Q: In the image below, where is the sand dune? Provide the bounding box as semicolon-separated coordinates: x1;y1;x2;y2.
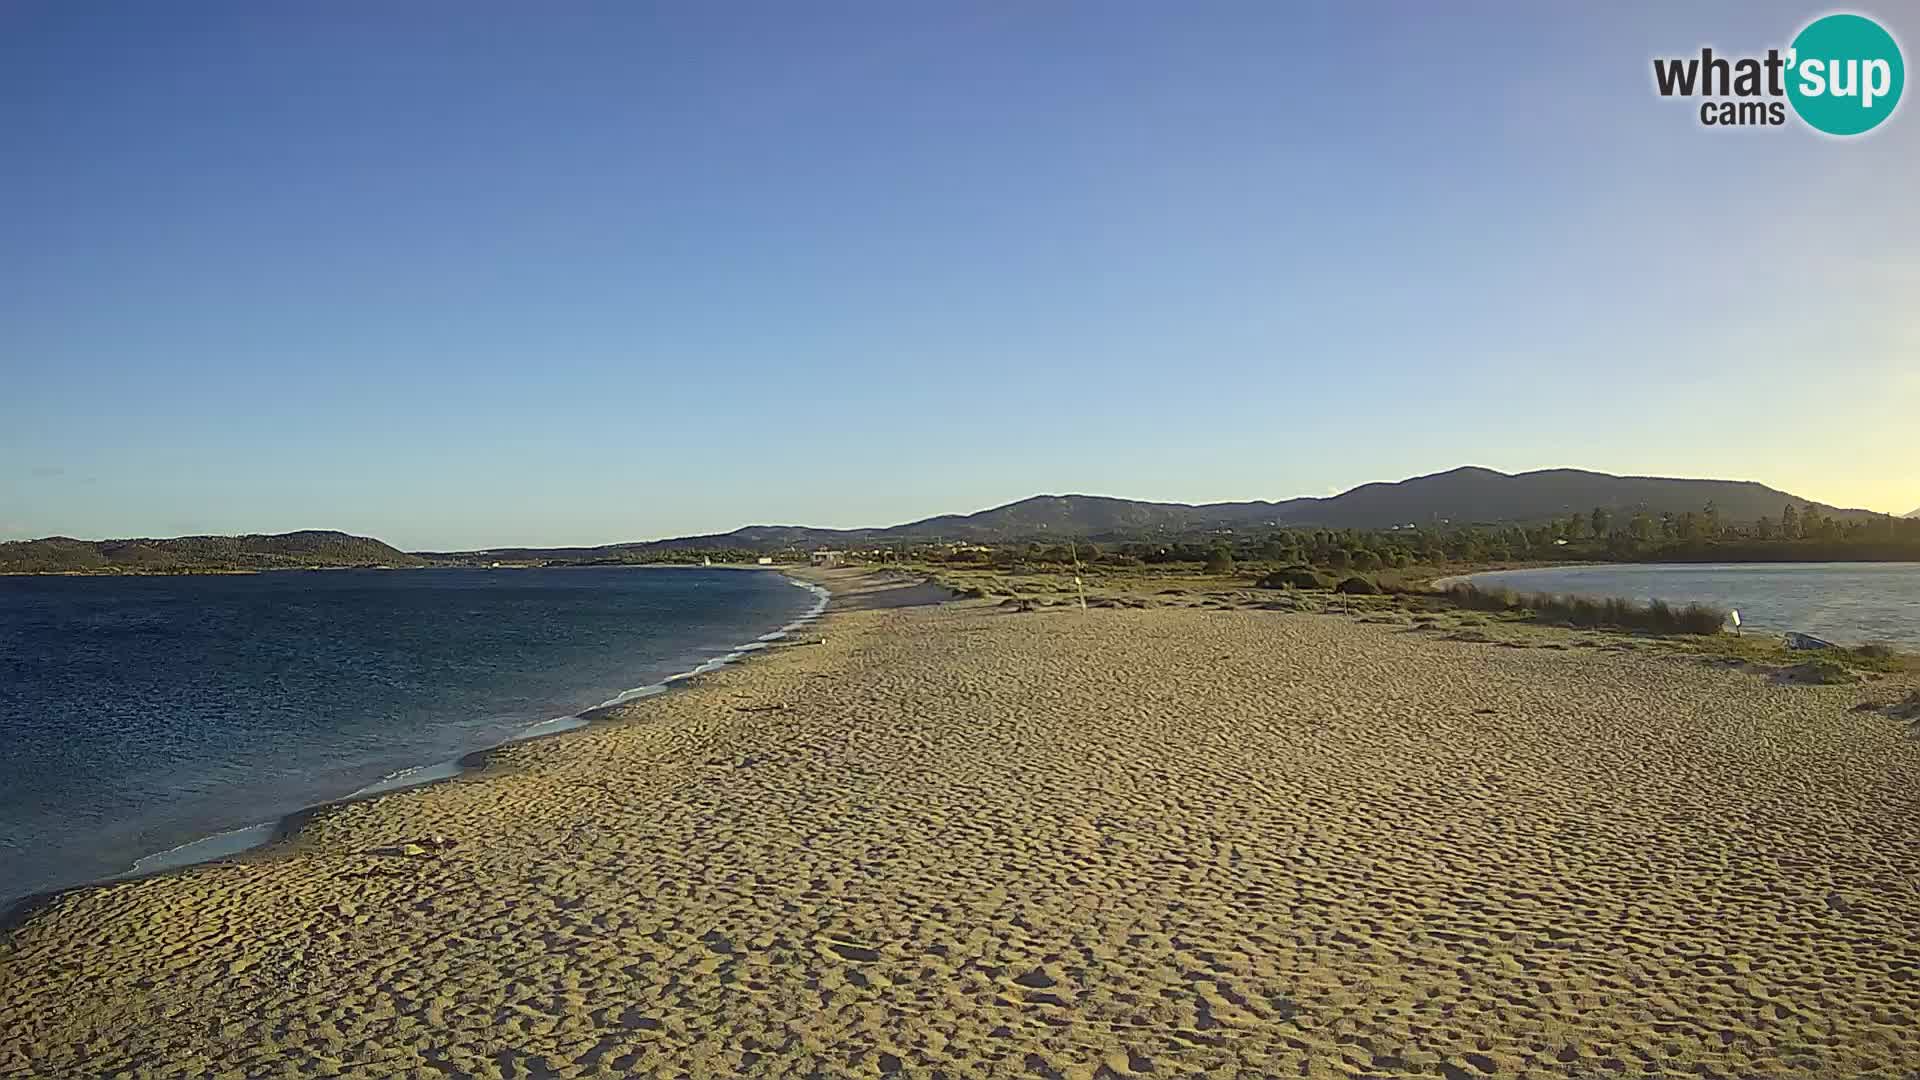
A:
3;569;1918;1079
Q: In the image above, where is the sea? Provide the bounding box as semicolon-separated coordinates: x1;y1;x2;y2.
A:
1455;562;1920;648
0;566;825;907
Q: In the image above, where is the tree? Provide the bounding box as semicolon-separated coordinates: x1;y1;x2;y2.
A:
1204;546;1234;575
1629;513;1656;543
1755;516;1776;540
1591;507;1611;539
1703;500;1721;538
1564;514;1586;540
1781;502;1800;540
1801;502;1825;540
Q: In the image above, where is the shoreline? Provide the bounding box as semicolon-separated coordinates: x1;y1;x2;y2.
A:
0;560;799;578
1442;560;1920;648
6;569;1915;1076
0;570;834;933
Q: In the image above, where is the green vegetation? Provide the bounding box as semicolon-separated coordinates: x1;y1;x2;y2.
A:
912;553;1918;687
1468;499;1920;564
906;499;1920;583
0;532;425;575
1660;633;1916;679
1202;545;1234;575
1445;583;1727;635
1256;566;1333;590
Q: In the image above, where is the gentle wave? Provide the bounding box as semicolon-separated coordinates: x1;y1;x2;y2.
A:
120;574;831;885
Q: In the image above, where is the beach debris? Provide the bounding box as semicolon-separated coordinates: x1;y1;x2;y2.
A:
1785;631;1838;651
826;941;882;963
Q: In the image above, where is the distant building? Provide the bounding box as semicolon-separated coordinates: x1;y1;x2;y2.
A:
756;556;774;565
810;549;844;567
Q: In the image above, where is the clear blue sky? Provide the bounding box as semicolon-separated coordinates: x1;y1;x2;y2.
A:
4;3;1915;549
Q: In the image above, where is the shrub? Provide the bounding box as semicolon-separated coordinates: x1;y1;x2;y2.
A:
1442;583;1725;636
1258;566;1331;590
1335;575;1381;595
1204;548;1234;574
1445;583;1515;612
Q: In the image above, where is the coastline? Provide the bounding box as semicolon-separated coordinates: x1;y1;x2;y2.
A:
0;567;831;932
1442;560;1920;648
4;569;1916;1077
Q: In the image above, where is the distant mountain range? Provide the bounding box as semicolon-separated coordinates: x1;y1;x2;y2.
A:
7;467;1894;573
0;531;424;574
438;466;1883;560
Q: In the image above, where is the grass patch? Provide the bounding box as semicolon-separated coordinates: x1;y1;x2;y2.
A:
1659;632;1918;679
1779;657;1861;685
1444;583;1726;636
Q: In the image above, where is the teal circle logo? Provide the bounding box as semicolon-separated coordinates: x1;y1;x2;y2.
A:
1787;13;1904;135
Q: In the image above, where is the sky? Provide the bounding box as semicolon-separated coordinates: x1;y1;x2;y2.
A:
3;2;1915;549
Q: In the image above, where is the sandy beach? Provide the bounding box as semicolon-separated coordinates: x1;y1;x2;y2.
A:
3;567;1918;1079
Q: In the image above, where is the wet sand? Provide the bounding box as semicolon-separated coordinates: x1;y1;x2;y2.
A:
3;568;1918;1079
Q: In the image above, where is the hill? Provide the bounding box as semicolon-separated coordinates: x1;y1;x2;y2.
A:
1907;508;1920;519
1268;466;1860;530
19;469;1881;569
433;467;1878;560
0;531;426;574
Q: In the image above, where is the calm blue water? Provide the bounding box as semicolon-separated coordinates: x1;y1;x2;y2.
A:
1459;562;1920;647
0;567;821;904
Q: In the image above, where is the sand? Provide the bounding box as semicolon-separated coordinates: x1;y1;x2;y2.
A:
3;568;1918;1079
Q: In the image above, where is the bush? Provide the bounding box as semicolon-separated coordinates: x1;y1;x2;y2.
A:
1204;548;1234;574
1258;566;1331;590
1335;575;1381;595
1443;583;1726;636
1446;583;1515;612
